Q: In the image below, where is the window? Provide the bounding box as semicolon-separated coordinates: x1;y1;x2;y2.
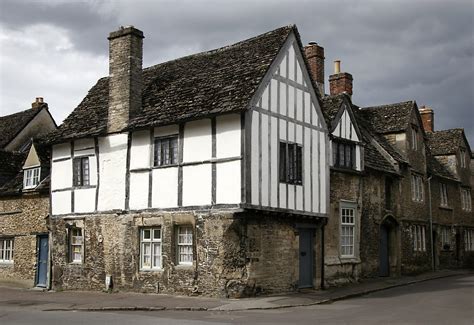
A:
23;167;40;189
140;228;162;270
177;226;193;265
154;136;178;166
69;228;83;263
460;149;466;168
411;126;418;150
279;141;303;185
411;174;424;202
465;230;474;251
73;157;90;186
332;140;355;169
439;183;448;207
461;188;472;211
0;238;14;263
340;207;355;257
441;227;451;250
411;225;426;252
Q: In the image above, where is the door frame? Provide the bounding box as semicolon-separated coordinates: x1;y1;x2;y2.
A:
35;233;50;288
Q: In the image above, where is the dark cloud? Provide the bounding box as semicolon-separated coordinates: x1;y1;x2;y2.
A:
1;0;472;143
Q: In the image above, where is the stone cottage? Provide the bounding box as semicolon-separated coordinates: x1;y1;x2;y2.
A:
46;25;331;297
0;98;56;288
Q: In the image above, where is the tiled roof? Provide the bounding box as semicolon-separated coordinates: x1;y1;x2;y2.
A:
426;129;469;156
320;93;348;127
0;150;26;186
358;101;415;134
47;25;298;143
427;155;456;181
0;106;45;149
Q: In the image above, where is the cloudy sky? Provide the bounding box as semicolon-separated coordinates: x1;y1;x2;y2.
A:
1;0;473;143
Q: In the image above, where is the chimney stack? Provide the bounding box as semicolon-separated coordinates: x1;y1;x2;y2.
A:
419;105;434;133
329;60;353;97
107;25;144;133
304;42;325;96
31;97;47;109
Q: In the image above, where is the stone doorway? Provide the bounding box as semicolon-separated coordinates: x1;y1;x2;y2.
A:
379;216;399;277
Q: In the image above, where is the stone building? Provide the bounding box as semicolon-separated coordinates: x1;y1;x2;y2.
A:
46;25;331;297
0;99;56;288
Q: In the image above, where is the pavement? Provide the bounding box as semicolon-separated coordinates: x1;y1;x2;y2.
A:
0;269;471;312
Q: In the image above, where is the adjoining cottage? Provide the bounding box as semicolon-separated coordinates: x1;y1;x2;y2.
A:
46;25;330;297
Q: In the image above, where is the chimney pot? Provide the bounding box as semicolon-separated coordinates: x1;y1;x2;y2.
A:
329;60;353;97
334;60;341;74
32;97;46;109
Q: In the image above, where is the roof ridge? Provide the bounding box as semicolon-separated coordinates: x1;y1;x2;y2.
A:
361;100;414;110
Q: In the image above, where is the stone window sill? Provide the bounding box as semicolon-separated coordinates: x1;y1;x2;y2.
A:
0;262;14;267
439;206;453;211
175;264;194;270
139;268;163;273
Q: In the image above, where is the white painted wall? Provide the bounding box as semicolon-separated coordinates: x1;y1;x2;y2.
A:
129;171;149;210
216;114;240;158
216;161;241;204
51;159;72;190
51;191;71;215
130;130;151;169
152;167;178;208
74;188;96;213
183;119;212;162
183;164;211;206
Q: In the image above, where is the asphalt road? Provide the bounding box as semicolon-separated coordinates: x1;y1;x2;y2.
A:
0;274;473;324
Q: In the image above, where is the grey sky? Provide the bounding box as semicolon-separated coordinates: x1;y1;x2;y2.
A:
1;0;472;144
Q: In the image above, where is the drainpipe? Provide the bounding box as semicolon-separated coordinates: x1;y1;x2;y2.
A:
428;176;435;271
320;220;326;289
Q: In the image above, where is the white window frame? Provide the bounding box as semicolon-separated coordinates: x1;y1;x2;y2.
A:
23;167;40;189
0;238;14;263
439;183;448;207
69;228;83;263
411;126;418;150
340;205;356;258
461;188;472;211
177;226;193;265
140;228;162;271
465;230;474;251
412;225;426;252
460;149;466;168
411;174;424;202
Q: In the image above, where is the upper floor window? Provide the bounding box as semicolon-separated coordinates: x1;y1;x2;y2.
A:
73;157;90;186
0;238;14;263
441;227;451;250
154;136;178;167
411;126;418;150
140;228;162;270
439;183;448;207
69;228;83;263
459;149;466;168
177;226;193;265
461;188;472;212
279;141;302;185
411;174;424;202
411;225;426;252
333;140;355;170
465;230;474;251
340;207;356;257
23;167;40;189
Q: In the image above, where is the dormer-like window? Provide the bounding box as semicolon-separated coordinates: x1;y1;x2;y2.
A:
460;149;466;168
411;126;418;150
333;140;355;170
23;167;40;189
73;157;90;186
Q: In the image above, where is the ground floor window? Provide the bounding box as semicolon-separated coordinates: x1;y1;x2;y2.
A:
441;227;451;250
340;206;356;257
177;226;193;265
69;228;83;263
411;225;426;252
140;228;162;270
465;230;474;251
0;238;14;263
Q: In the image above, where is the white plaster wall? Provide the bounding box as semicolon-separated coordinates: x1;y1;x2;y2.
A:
130;171;149;209
51;159;72;190
270;117;278;207
130;130;151;169
312;129;319;213
304;127;311;211
304;92;311;124
152;167;178;208
52;143;70;160
88;155;98;186
183;164;211;206
74;188;96;213
74;138;94;155
251;111;259;205
261;114;269;206
154;124;179;137
296;89;303;121
52;191;71;215
216;161;241;204
288;85;295;119
319;131;327;214
355;145;362;171
216;114;241;159
183;119;212;162
98;133;127;211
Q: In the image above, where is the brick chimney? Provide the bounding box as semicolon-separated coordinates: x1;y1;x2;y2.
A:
31;97;47;109
304;42;325;96
419;105;434;132
107;26;144;133
329;60;353;97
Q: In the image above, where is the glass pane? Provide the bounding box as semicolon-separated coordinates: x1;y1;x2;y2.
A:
143;229;151;240
153;229;161;240
279;142;287;182
154;139;162;166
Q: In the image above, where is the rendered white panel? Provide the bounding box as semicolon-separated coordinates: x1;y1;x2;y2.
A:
304;128;311;211
288;122;295;142
74;188;96;213
270;79;278;112
351;124;359;141
74;148;94;157
53;143;70;160
279;183;287;208
261;84;269;110
216;161;241;204
288;184;295;210
304;92;311;124
130;130;151;169
279;52;287;78
296;124;303;144
183;164;211;206
288;45;295;81
88;155;97;186
279;119;286;140
270;117;278;208
98;133;127;211
279;82;287;116
251;111;259;205
74;138;94;156
51;159;72;190
334;122;341;138
52;191;71;215
288;86;295;118
153;168;178;208
312;130;319;213
296;185;303;211
311;103;318;127
130;171;149;209
296;56;303;85
355;145;362;171
154;124;179;137
261;114;269;207
296;89;303;121
183;119;212;162
216;114;241;159
319;131;327;214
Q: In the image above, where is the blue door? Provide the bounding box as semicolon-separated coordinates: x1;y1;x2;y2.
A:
299;229;313;288
36;235;49;287
379;225;389;277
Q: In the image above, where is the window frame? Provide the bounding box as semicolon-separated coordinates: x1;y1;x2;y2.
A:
153;135;179;167
0;238;14;264
411;126;418;150
439;183;448;207
69;228;83;264
411;174;424;202
461;188;472;212
279;141;303;185
73;157;90;187
140;227;162;271
23;166;41;189
332;140;356;170
465;230;474;251
412;225;427;252
340;206;356;258
441;227;451;250
176;226;193;266
459;149;466;168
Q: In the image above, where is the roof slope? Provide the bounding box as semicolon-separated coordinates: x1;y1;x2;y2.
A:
426;129;469;156
359;101;414;134
320;93;348;127
0;106;45;149
49;25;296;142
0;150;26;186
